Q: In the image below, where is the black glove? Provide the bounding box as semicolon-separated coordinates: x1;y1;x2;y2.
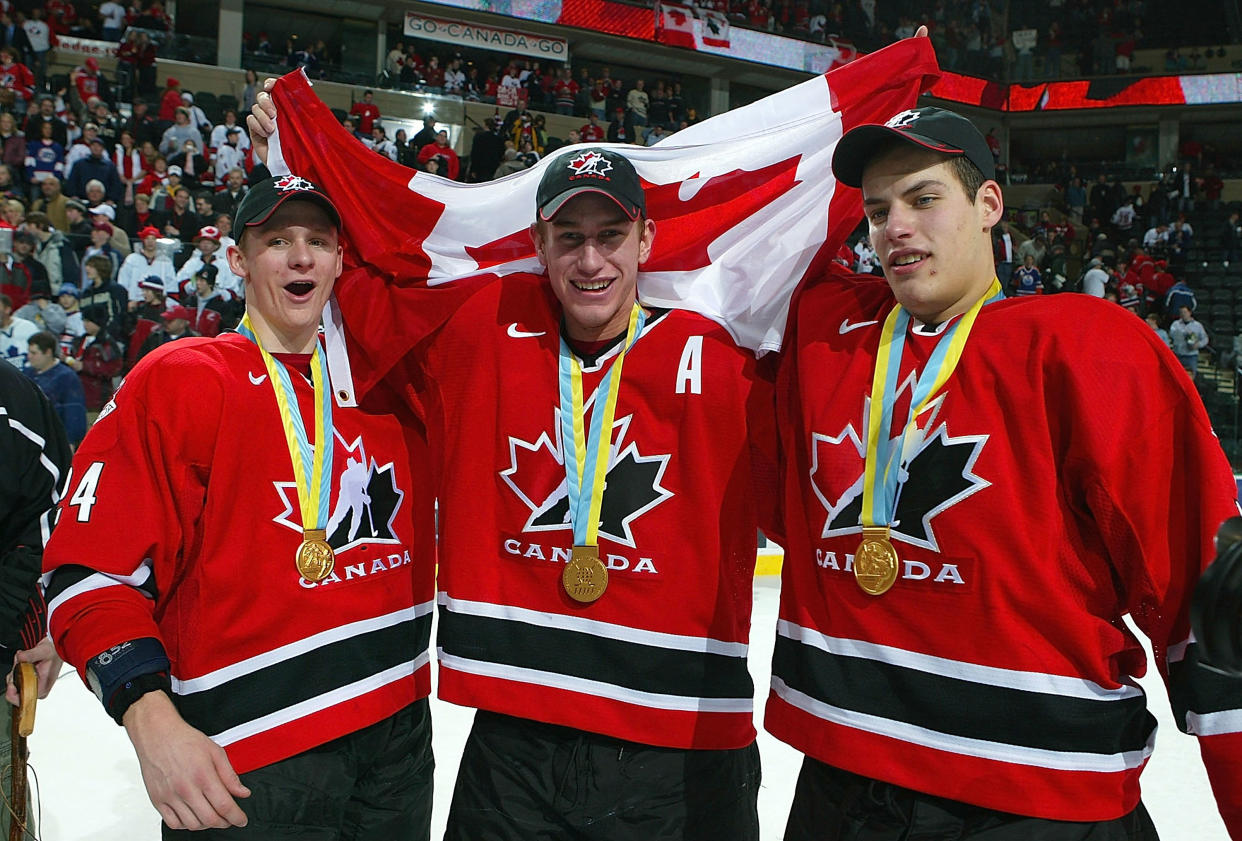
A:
1192;516;1242;675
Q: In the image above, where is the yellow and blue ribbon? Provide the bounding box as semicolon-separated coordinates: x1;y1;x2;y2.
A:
238;315;334;534
861;280;1003;530
558;304;647;547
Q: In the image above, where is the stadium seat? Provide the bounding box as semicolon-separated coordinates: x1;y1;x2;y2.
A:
218;94;239;113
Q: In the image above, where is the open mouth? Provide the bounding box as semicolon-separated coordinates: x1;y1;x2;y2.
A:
285;281;314;297
571;278;614;293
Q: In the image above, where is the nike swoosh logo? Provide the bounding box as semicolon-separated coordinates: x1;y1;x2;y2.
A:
839;318;879;334
248;372;267;385
507;323;546;339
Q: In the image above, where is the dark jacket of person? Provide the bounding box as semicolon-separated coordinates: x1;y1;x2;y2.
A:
0;360;72;670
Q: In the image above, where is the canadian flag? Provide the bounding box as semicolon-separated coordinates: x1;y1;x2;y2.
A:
265;38;939;397
656;2;698;50
699;8;730;48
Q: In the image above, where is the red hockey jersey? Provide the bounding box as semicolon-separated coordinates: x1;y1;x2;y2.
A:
44;334;435;774
404;272;777;750
767;273;1242;830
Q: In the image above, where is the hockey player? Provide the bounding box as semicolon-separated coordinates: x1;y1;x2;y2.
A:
42;176;437;838
251;83;776;838
770;106;1242;839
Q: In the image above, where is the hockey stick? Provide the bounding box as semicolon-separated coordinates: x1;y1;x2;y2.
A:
7;662;36;841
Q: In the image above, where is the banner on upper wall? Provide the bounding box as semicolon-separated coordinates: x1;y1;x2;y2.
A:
403;12;568;61
53;36;119;60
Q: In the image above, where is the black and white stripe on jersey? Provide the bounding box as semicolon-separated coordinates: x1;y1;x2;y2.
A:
1168;640;1242;737
45;561;160;611
172;602;433;745
773;620;1156;771
437;594;753;712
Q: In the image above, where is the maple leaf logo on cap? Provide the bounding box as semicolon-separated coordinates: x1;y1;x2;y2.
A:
567;151;613;179
273;174;317;193
885;109;921;130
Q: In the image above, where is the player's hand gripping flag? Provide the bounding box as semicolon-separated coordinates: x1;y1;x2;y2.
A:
265;37;939;395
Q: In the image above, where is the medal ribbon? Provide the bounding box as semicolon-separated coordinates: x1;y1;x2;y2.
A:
558;304;647;547
238;314;334;534
861;280;1003;530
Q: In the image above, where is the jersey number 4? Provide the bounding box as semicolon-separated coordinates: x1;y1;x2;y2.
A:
66;461;105;522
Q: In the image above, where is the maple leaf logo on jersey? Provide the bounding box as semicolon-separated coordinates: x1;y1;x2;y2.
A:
809;393;990;552
500;411;673;548
273;431;405;552
273;174;317;193
567;151;612;179
885;109;922;129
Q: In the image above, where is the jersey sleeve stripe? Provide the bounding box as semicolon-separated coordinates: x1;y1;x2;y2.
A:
1186;709;1242;737
1;406;63;549
46;561;157;621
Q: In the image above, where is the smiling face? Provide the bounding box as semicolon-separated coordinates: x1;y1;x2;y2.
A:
531;192;655;342
862;145;1002;324
227;200;342;354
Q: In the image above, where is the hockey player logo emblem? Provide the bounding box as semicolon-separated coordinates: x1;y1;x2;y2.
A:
567;151;613;179
273;431;405;553
501;412;673;548
273;174;317;193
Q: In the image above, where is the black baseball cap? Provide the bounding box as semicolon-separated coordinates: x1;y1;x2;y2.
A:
233;174;341;232
536;148;645;221
832;107;996;189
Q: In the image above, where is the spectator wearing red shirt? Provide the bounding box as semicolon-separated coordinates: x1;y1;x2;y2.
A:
0;46;35;109
348;90;380;135
416;130;459;181
553;68;578;116
422;57;445;91
158;77;182;121
579;113;605;143
44;0;77;36
71;57;104;109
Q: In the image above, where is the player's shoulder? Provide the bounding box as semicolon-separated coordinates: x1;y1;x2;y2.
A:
655;308;745;351
991;292;1150;337
793;266;893;325
124;334;250;394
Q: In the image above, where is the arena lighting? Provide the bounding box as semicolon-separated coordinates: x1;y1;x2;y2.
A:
423;101;435;115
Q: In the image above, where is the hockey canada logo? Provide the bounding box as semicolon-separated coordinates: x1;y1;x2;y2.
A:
501;411;673;547
810;392;989;552
273;430;405;552
273;174;317;193
885;109;922;130
567;151;613;179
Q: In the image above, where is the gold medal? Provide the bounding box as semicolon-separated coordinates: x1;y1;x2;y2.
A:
296;528;335;582
563;545;608;603
854;526;899;596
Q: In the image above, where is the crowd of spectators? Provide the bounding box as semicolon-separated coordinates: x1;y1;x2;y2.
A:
0;1;257;445
343;53;703;183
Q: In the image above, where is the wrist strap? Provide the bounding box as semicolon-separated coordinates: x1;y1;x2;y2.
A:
106;671;173;725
